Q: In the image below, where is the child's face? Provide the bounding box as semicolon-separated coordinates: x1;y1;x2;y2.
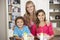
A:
16;19;24;28
37;12;45;21
26;3;34;14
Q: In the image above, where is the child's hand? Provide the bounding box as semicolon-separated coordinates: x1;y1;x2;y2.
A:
37;33;42;38
44;33;49;36
20;37;24;40
28;34;34;37
43;33;50;40
37;34;40;38
37;33;50;40
44;33;54;40
15;37;24;40
28;34;34;40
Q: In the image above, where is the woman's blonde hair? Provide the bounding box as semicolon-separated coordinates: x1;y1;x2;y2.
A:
24;1;36;27
25;1;35;15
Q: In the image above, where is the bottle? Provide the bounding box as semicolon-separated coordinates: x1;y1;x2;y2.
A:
23;32;28;40
40;33;43;40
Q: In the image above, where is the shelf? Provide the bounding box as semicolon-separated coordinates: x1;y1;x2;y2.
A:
9;12;12;15
12;4;20;8
8;4;12;6
8;6;12;12
9;20;12;23
50;12;60;13
49;4;60;9
50;19;60;22
49;1;60;32
50;12;60;16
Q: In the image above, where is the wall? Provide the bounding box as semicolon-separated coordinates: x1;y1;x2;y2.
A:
0;0;7;40
21;0;29;16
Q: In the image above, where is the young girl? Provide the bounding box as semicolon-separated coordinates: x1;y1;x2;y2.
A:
24;1;36;31
31;9;54;40
13;16;33;40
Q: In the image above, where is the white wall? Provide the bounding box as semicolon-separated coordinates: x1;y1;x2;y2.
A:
0;0;7;40
21;0;49;21
21;0;29;16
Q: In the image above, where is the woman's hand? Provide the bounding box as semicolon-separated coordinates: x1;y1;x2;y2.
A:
43;33;50;40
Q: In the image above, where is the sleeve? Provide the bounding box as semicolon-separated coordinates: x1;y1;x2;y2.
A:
25;26;31;35
48;23;54;36
31;24;37;36
13;27;19;37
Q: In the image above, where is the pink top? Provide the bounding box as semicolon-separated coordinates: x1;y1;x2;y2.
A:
31;22;54;36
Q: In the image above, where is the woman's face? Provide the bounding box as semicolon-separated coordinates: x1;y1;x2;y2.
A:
37;12;45;21
16;19;24;28
26;3;34;14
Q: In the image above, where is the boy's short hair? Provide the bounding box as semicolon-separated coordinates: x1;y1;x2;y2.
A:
15;16;25;25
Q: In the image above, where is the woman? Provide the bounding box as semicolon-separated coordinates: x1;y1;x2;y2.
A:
24;1;36;32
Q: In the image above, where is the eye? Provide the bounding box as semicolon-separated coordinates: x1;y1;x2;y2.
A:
42;14;43;16
21;22;23;23
17;22;19;23
42;14;45;16
30;6;33;7
27;7;29;8
38;15;40;16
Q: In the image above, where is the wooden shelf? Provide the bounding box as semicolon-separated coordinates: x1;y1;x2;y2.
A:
9;20;12;23
50;12;60;13
49;4;60;9
50;12;60;16
50;19;60;22
9;12;12;15
8;4;12;6
49;1;60;29
12;4;20;8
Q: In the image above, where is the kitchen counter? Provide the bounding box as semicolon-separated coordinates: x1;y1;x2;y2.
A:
50;35;60;40
10;35;60;40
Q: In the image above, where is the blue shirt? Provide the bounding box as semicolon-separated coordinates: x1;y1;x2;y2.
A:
13;25;31;37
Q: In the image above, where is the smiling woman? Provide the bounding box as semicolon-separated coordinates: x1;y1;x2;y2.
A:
24;1;36;33
24;1;36;30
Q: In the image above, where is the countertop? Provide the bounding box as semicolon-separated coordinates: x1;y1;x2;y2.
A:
10;35;60;40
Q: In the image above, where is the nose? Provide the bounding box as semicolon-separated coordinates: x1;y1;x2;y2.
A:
29;7;31;10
